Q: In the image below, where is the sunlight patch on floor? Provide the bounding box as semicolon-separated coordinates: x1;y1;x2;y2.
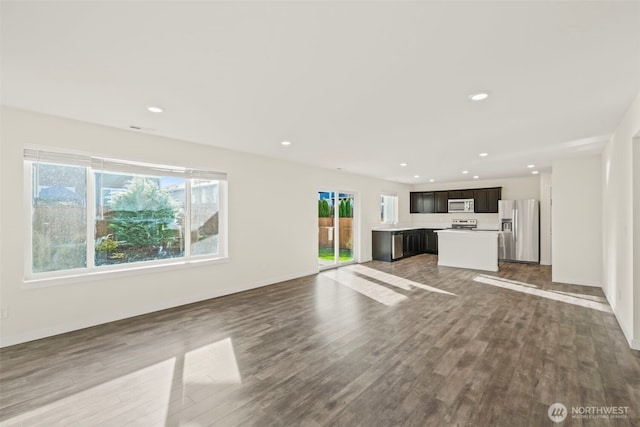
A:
184;337;242;385
1;358;175;427
347;264;456;296
473;274;612;313
321;269;408;306
551;289;609;303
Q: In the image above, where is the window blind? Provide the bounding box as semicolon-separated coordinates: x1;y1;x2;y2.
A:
24;148;226;180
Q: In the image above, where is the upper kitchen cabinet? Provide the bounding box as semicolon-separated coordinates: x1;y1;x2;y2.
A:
474;187;502;213
486;187;502;213
448;190;461;199
474;189;488;212
410;192;435;213
411;187;501;214
410;192;422;213
435;191;449;213
423;192;435;213
448;189;474;199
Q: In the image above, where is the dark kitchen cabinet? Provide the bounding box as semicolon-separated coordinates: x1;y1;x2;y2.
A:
474;189;488;213
474;187;502;213
403;230;422;257
424;229;439;253
410;192;435;213
410;192;423;213
373;230;409;261
486;187;501;213
411;187;501;214
448;190;473;199
372;228;440;261
423;192;435;213
372;230;393;261
435;191;449;213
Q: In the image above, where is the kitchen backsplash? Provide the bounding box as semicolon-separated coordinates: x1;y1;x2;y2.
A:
411;212;499;230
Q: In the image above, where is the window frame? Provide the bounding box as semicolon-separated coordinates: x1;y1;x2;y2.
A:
380;193;399;225
23;148;228;284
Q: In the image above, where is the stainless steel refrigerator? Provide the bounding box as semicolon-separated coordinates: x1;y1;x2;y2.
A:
498;199;539;263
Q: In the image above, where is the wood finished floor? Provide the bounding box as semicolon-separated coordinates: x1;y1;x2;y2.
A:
1;255;639;426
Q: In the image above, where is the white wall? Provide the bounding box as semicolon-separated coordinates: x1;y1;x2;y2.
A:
602;91;640;349
410;176;541;230
539;172;552;265
635;135;640;348
0;107;411;346
552;155;602;286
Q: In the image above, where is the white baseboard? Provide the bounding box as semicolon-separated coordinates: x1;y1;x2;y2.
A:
0;269;317;348
551;275;602;288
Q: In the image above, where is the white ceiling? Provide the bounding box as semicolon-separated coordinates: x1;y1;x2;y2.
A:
2;1;639;184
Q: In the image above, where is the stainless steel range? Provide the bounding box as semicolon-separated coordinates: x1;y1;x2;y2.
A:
451;219;477;230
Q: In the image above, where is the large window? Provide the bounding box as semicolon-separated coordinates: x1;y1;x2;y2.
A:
25;149;226;280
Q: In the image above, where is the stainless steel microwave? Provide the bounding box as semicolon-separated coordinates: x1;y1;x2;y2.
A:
448;198;474;213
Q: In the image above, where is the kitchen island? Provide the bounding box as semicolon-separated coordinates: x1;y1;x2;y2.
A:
435;229;499;272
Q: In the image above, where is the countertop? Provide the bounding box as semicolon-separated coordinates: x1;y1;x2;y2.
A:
372;226;446;232
436;229;499;235
373;224;499;232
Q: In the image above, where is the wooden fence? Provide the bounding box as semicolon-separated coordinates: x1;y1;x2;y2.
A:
318;217;352;250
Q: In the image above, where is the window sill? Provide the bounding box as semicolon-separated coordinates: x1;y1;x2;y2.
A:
23;256;230;289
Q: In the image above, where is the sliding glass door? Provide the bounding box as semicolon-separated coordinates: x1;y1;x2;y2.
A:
318;191;355;268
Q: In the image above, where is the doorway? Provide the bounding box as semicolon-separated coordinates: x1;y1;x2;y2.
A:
318;191;356;269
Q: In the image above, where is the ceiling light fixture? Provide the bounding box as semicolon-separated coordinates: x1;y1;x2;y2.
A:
468;92;489;101
473;176;479;179
414;175;420;178
462;170;469;174
429;179;435;182
400;163;407;167
281;141;291;146
479;153;489;157
147;106;163;113
532;171;539;175
527;164;535;168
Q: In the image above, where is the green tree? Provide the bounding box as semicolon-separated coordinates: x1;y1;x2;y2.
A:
338;198;352;218
318;199;331;217
108;177;179;248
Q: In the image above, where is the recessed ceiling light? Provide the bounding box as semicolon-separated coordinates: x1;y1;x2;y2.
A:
429;179;435;182
281;141;291;146
414;175;420;178
532;171;539;175
479;153;489;157
473;176;479;179
146;106;163;113
400;163;408;167
468;92;489;101
527;164;535;168
462;170;469;174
